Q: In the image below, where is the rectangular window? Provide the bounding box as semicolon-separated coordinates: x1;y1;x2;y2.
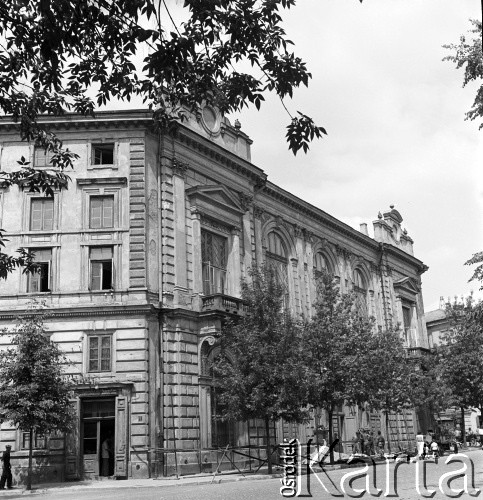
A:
92;144;114;165
90;246;113;290
89;195;114;229
201;230;227;295
30;198;54;231
88;335;112;372
21;431;46;450
27;248;52;293
33;148;53;168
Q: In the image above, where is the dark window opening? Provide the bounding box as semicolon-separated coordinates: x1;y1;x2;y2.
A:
90;247;113;290
92;144;114;165
28;249;52;292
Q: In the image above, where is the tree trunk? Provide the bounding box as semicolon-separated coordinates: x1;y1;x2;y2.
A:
328;408;334;464
385;411;391;453
265;416;272;475
26;428;33;490
461;406;466;447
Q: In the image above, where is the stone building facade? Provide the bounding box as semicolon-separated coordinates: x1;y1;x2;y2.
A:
0;108;428;482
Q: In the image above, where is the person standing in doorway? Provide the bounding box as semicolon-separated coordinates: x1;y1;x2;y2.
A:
101;437;111;476
0;445;13;489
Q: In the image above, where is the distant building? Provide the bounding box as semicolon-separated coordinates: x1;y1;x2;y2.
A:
0;109;429;482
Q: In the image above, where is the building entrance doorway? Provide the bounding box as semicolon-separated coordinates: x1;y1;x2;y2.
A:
81;399;115;479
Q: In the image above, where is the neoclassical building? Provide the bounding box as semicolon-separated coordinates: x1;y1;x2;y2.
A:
0;108;429;482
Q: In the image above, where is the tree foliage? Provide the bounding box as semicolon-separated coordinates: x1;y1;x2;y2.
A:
437;296;483;413
0;301;75;489
444;19;483;130
302;270;379;462
213;265;308;473
0;0;367;278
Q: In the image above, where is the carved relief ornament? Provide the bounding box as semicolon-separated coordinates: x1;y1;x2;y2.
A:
239;192;253;212
171;158;189;178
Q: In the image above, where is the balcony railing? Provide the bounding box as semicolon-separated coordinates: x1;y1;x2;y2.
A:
201;294;246;315
404;346;431;358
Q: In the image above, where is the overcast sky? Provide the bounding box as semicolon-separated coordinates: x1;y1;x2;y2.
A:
228;0;483;312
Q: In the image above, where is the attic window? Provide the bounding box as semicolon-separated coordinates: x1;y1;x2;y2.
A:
92;144;114;165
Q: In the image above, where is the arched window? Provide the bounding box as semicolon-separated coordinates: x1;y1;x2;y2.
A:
314;252;328;273
353;269;368;317
266;232;289;286
266;231;290;307
313;252;330;282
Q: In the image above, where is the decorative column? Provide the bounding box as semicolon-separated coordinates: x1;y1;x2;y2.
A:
304;230;315;317
191;209;203;297
253;205;264;265
228;227;241;297
239;193;253;278
172;159;189;307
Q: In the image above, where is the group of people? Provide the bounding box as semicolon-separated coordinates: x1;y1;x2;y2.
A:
352;430;386;457
421;438;441;458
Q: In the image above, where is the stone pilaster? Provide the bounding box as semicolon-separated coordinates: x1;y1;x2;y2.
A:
129;140;146;288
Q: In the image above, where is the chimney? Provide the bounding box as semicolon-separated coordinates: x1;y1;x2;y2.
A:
359;223;369;236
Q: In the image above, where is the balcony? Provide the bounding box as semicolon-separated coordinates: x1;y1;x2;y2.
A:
201;294;246;316
404;346;431;358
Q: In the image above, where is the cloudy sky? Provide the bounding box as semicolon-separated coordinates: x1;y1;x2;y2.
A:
230;0;482;312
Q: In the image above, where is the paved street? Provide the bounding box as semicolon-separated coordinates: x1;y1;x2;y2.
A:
1;450;482;499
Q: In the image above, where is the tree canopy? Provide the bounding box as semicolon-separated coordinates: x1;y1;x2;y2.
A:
438;296;483;413
213;265;308;473
303;270;381;462
0;0;366;278
0;302;75;489
444;19;483;130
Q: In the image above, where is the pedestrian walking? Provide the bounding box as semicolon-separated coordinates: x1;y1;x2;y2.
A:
359;430;365;455
352;434;359;454
0;445;13;490
430;439;439;458
367;431;375;455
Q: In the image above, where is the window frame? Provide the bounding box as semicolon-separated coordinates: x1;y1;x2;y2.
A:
89;194;115;229
352;268;369;318
30;197;54;231
32;147;54;169
20;430;47;451
88;142;118;170
27;248;53;293
201;229;228;296
89;246;114;291
82;187;122;231
87;334;113;373
91;143;115;166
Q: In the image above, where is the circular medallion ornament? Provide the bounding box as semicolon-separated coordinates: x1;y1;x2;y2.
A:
201;105;220;134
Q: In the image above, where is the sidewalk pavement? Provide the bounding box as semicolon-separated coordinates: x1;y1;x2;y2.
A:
0;459;387;497
2;449;481;496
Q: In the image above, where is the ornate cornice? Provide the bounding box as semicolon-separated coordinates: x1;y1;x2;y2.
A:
0;303;159;321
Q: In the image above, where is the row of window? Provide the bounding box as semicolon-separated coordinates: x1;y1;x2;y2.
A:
30;195;115;231
34;143;115;168
201;229;369;298
28;246;113;292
